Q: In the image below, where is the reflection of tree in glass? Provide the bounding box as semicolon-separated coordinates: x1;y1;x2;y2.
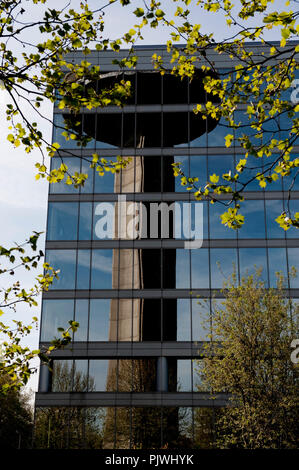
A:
35;361;105;448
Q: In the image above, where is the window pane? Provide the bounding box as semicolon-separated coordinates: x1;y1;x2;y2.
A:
74;299;89;342
73;360;88;392
177;299;191;341
207;155;234;184
238;200;265;238
263;154;283;191
239;248;268;285
91;250;113;289
177;360;192;391
89;360;109;391
46;250;76;289
192;298;211;341
190;155;207;188
176;250;190;288
236;154;263;191
286;200;299;238
268;248;288;287
47;202;78;241
80;158;94;193
89;299;110;341
210;248;237;288
174;156;188;192
209;203;237;239
52;360;73;392
76;250;90;289
49;157;81;194
94;157;117;193
206;116;228;147
191;249;209;288
41;299;74;342
288;248;299;288
79;202;92;240
266;200;285;238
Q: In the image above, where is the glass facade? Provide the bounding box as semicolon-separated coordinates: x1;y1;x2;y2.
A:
36;47;298;449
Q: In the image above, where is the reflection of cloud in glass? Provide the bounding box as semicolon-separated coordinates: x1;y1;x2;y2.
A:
92;251;113;274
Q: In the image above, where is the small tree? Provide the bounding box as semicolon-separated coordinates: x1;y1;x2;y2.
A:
197;271;299;449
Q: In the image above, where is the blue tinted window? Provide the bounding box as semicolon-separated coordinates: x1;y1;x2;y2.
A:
174;156;188;192
238;200;265;238
46;250;76;290
41;299;74;341
49;157;81;194
53;114;76;149
209;203;237;239
210;248;238;288
52;360;73;392
234;110;258;143
268;248;288;288
78;202;92;240
47;202;78;240
286;199;299;238
192;298;211;341
280;113;298;145
177;360;192;391
236;154;263;191
94;157;117;193
89;360;109;391
176;250;190;288
206;116;229;147
191;249;209;288
288;248;299;288
266;200;285;238
207;155;235;185
89;299;111;341
263;154;283;191
91;250;113;289
282;156;299;191
74;299;88;341
81;158;94;193
239;248;268;285
76;250;90;289
189;156;207;188
177;299;191;341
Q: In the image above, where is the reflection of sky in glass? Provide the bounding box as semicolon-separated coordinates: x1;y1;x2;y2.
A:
76;250;90;289
268;248;288;287
74;299;88;341
191;249;209;288
50;157;80;194
238;200;265;239
177;299;191;341
210;249;237;288
263;154;283;191
286;199;299;238
239;248;268;285
41;299;74;341
89;360;109;391
89;299;110;341
266;200;284;238
176;250;190;288
91;250;113;289
236;154;263;191
47;202;78;240
79;202;92;240
209;203;237;239
46;250;76;289
177;360;192;391
192;299;211;341
190;156;207;188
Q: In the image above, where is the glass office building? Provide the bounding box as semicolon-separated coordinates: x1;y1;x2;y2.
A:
35;45;299;448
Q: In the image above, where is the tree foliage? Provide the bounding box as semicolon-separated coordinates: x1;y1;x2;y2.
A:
0;0;298;232
197;272;299;448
